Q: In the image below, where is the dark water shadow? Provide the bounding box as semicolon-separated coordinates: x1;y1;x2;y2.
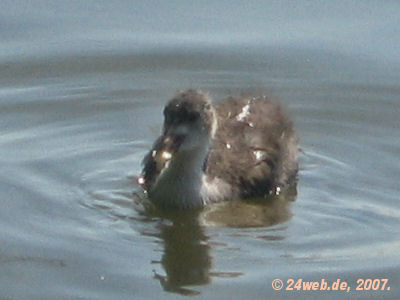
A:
142;183;297;295
144;209;211;296
199;184;297;228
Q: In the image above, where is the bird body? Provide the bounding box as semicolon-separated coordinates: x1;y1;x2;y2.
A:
138;90;298;209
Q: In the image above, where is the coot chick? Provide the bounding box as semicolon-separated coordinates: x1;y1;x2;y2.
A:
138;90;298;209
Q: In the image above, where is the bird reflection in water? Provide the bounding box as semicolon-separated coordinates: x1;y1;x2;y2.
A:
144;183;297;295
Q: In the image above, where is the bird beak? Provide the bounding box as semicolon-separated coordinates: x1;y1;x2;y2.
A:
159;132;186;158
137;132;186;190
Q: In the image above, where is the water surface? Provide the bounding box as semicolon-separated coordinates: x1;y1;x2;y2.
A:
1;1;400;299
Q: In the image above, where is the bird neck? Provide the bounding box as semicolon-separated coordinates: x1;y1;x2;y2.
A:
149;138;210;209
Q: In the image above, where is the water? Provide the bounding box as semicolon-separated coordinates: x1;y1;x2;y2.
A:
1;1;400;299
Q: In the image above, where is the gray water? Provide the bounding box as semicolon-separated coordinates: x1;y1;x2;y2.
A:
1;1;400;299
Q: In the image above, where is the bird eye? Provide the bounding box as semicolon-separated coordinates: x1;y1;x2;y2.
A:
187;112;199;122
